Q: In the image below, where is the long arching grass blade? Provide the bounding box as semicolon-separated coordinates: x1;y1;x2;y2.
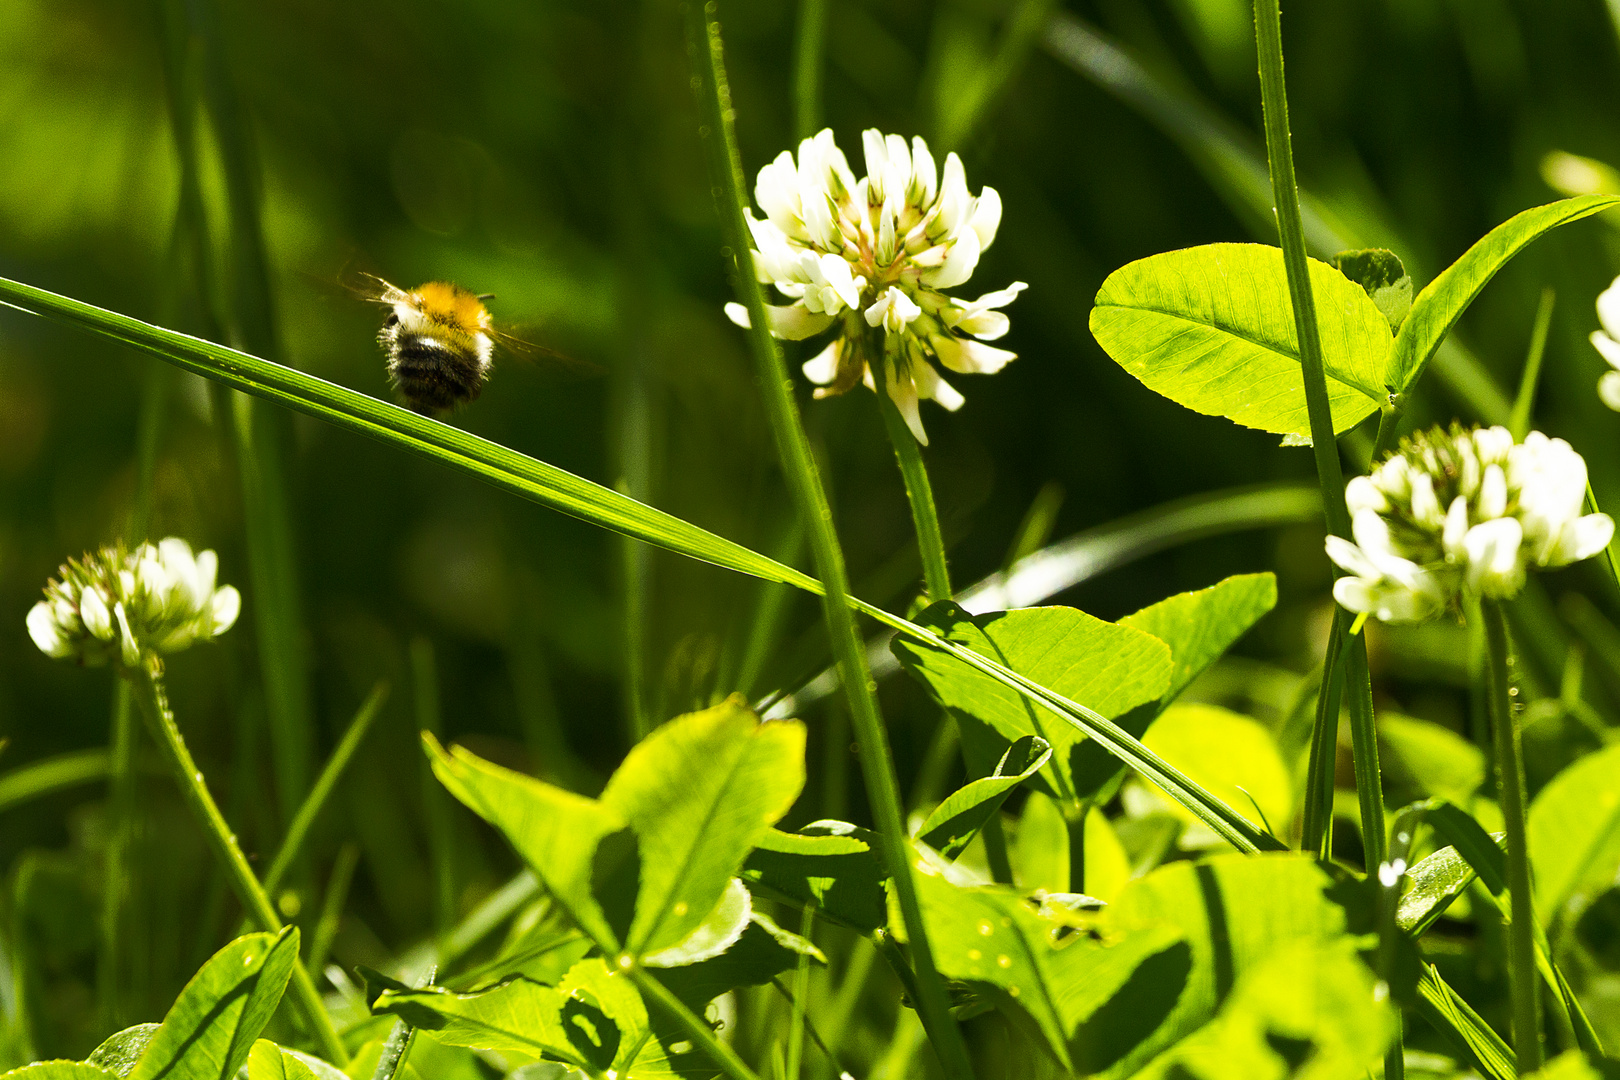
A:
0;275;1276;866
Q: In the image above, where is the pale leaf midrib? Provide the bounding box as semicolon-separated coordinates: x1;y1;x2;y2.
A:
1095;301;1386;402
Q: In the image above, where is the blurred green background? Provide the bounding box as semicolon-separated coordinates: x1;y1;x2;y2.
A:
7;0;1620;1062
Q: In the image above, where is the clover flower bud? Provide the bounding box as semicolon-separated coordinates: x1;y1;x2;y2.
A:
1325;424;1613;624
725;128;1027;444
27;538;241;667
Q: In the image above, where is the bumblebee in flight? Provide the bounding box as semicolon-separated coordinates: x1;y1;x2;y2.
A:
356;274;511;415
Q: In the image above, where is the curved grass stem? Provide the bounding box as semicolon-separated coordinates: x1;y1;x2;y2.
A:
682;5;976;1077
1482;600;1544;1071
126;660;347;1064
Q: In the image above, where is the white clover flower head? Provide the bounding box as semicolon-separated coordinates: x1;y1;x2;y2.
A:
724;128;1026;444
27;538;241;668
1591;274;1620;411
1325;424;1614;623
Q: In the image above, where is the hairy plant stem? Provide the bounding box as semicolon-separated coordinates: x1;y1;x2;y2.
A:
875;344;1014;883
630;966;763;1080
126;660;347;1064
1482;600;1543;1071
682;5;976;1077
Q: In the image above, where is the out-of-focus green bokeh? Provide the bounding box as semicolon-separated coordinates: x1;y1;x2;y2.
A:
6;0;1620;1056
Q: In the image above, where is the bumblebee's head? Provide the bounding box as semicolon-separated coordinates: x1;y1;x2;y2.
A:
399;281;494;340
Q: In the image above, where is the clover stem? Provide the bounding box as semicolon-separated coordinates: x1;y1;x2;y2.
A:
126;659;348;1064
1372;403;1403;461
682;6;976;1078
1482;599;1544;1071
874;339;1015;884
876;343;954;605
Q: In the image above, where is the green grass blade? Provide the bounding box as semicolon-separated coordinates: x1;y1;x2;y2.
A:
261;682;390;897
1415;963;1514;1080
0;750;112;815
791;0;829;141
307;843;359;978
1508;288;1556;440
935;0;1060;151
0;274;818;592
175;0;317;829
412;640;459;938
0;275;1274;871
437;870;539;974
194;0;314;829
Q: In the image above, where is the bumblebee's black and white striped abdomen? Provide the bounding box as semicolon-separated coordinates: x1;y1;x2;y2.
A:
378;299;495;415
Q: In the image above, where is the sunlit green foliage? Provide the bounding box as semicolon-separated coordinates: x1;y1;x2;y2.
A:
7;0;1620;1078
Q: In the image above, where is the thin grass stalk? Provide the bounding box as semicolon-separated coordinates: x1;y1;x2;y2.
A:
611;106;658;745
791;0;828;142
682;7;978;1076
508;573;591;787
189;0;316;829
630;966;763;1080
412;640;459;937
261;683;389;896
125;661;347;1063
1253;0;1389;881
736;522;806;698
436;870;539;974
0;752;113;814
784;906;814;1080
1251;0;1348;558
619;480;653;743
9;862;43;1061
1301;608;1344;857
308;843;359;976
100;687;138;1032
822;937;878;1065
99;366;166;1031
937;0;1059;151
1509;288;1556;441
1343;638;1386;868
1482;600;1544;1070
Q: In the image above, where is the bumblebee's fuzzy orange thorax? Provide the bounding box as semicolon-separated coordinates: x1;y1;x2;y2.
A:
409;281;493;336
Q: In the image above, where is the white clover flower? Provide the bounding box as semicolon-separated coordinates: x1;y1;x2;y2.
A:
1591;275;1620;411
27;538;241;667
724;128;1026;444
1326;424;1613;623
